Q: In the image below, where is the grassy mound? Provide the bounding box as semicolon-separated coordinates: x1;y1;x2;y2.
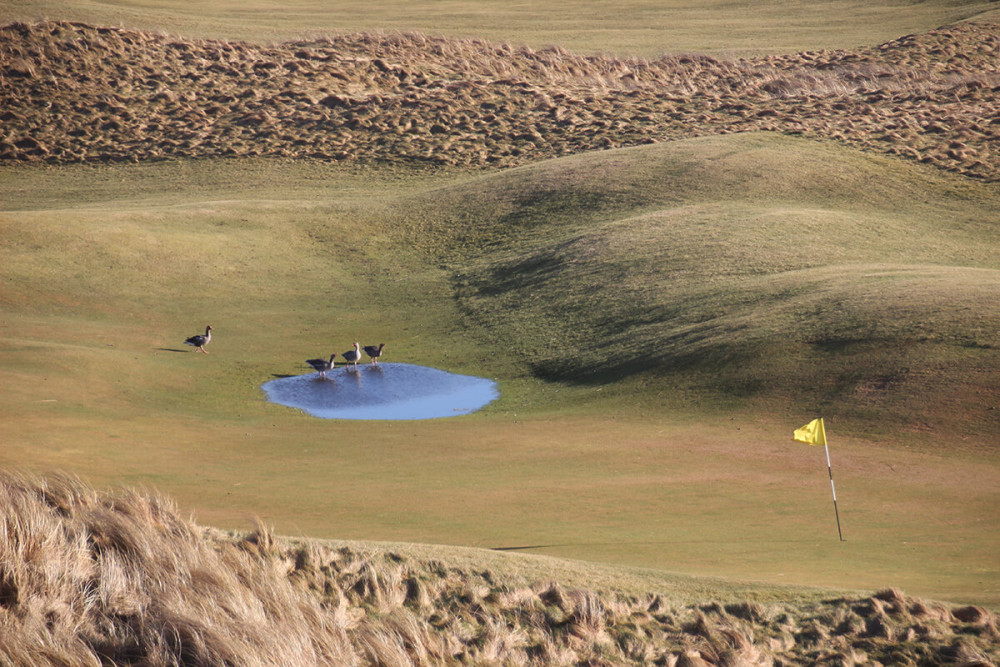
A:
4;471;998;666
388;133;1000;442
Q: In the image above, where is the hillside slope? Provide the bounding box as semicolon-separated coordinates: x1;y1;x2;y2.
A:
1;151;997;609
1;133;997;444
384;133;1000;443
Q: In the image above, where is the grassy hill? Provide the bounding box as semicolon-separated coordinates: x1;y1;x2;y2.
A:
391;133;1000;443
2;20;999;181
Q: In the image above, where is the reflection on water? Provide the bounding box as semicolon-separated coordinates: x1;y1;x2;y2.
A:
261;362;499;420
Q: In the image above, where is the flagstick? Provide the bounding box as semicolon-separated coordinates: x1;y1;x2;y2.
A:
824;442;844;541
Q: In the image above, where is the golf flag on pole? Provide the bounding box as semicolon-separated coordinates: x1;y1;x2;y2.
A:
793;418;844;541
793;417;826;447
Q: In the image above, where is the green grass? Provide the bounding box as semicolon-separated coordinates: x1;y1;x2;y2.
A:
2;0;998;57
2;134;998;607
400;134;1000;442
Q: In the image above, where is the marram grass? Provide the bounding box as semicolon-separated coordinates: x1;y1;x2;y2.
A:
2;470;998;666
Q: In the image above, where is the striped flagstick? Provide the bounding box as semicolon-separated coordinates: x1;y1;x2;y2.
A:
793;418;844;541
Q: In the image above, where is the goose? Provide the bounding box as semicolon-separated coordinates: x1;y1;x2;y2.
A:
305;354;337;378
184;325;213;353
342;342;361;370
363;343;385;365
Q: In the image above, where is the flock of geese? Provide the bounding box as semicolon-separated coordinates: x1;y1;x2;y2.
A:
305;341;386;378
184;325;386;377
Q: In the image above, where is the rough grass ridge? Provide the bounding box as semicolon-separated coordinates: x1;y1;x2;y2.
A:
1;20;998;180
2;471;999;666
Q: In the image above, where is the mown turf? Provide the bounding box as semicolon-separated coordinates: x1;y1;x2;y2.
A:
393;134;1000;444
3;0;998;57
2;134;998;607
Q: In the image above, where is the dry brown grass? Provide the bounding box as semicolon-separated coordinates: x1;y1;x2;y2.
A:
1;20;998;181
3;470;999;666
0;470;356;666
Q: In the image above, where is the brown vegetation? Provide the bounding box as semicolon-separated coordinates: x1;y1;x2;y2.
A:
3;471;998;666
1;20;998;180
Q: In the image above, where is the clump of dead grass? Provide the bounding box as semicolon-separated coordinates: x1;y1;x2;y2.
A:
0;470;356;666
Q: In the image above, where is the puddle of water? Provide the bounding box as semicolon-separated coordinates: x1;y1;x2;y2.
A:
261;362;499;420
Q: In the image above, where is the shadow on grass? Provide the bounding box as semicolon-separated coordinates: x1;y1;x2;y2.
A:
492;544;568;551
494;539;852;550
530;342;763;390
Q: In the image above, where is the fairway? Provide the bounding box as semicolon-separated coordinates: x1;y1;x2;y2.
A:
2;145;998;607
3;0;998;56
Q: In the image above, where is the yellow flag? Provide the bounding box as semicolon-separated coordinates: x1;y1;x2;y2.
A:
793;418;826;446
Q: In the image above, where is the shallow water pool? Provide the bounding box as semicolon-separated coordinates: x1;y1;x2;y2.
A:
261;362;498;420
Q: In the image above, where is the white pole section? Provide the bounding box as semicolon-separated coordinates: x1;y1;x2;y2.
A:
825;442;844;541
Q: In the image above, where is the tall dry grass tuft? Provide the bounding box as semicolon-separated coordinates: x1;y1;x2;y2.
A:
355;626;413;667
566;589;607;643
0;470;356;666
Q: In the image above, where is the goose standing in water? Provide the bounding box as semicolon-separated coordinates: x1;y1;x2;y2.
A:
363;343;385;365
342;342;361;370
305;354;337;378
184;325;213;353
